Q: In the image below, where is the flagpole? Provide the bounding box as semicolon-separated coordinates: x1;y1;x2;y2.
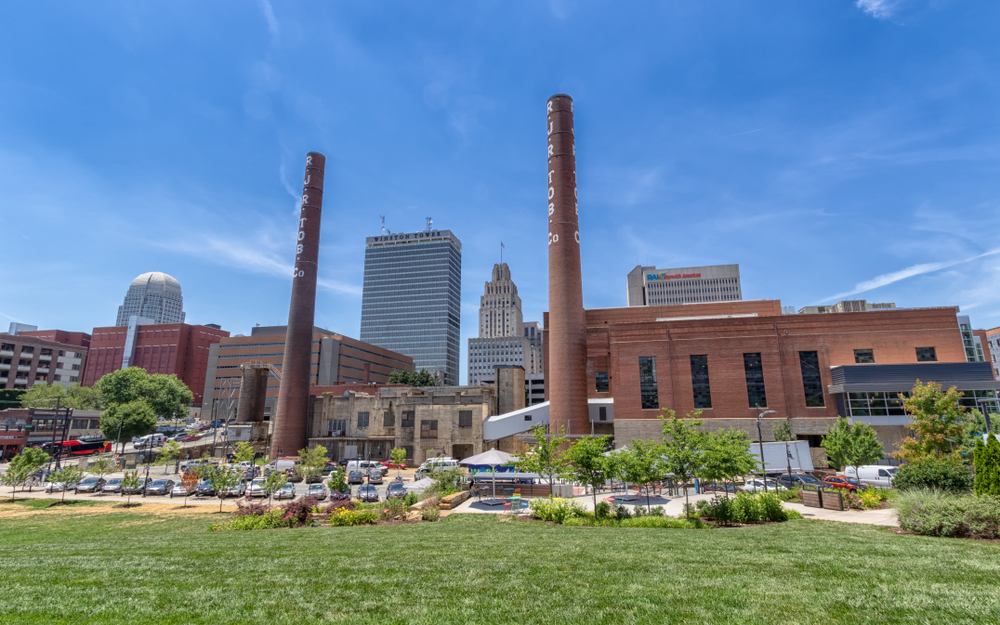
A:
500;241;503;265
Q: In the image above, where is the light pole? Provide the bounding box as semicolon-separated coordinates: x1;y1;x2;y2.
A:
755;405;777;492
975;398;996;436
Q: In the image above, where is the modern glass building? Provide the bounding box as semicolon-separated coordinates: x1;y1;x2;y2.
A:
360;229;462;386
115;272;185;326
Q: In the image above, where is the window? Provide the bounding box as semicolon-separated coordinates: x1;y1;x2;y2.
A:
71;364;81;371
459;410;472;428
639;357;659;409
743;353;766;408
420;420;438;439
599;406;607;422
357;412;369;428
595;371;609;393
854;349;875;364
401;411;415;428
916;347;937;362
383;411;394;427
690;355;712;409
403;445;413;460
799;351;825;407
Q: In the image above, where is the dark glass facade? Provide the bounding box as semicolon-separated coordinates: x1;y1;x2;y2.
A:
690;355;712;409
854;349;875;364
916;347;937;362
639;357;658;409
743;353;766;408
360;231;462;385
595;371;609;393
799;351;825;407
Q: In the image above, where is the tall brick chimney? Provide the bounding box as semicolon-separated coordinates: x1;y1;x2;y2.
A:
271;152;325;459
546;95;589;436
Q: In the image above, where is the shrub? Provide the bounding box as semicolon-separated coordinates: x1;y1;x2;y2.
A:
896;488;1000;538
234;501;271;517
731;492;764;524
529;498;585;523
421;505;441;522
210;510;284;531
403;492;419;506
379;497;409;521
325;499;355;513
614;504;632;521
858;489;884;509
785;508;804;520
777;487;802;502
894;458;973;493
649;506;665;517
701;495;733;524
595;501;611;519
329;508;378;526
281;496;319;527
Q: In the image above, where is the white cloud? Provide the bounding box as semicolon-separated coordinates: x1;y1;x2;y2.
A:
279;163;304;215
856;0;905;19
256;0;279;39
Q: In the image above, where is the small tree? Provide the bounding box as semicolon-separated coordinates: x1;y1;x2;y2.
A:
50;465;85;502
390;447;407;478
772;419;794;442
207;466;243;513
822;417;884;479
893;381;970;462
99;399;157;454
232;441;256;466
262;469;288;507
660;410;707;518
120;470;142;506
156;440;181;475
1;447;48;501
180;471;200;507
297;445;328;483
700;428;757;498
563;435;612;512
86;457;116;481
327;469;348;497
619;439;666;513
515;424;568;498
975;434;1000;497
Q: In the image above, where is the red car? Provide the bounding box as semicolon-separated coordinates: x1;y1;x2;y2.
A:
381;461;407;469
179;434;202;442
822;475;865;492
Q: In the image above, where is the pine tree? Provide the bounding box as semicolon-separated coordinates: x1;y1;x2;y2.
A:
973;437;987;496
986;435;1000;498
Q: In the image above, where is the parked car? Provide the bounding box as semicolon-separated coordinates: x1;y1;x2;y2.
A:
776;473;823;489
170;482;194;498
844;465;897;488
178;434;202;442
246;479;267;498
274;483;296;500
740;478;785;493
386;482;407;499
366;470;383;485
322;462;338;474
338;458;358;468
122;478;151;495
381;460;407;469
44;481;67;493
194;424;211;431
194;481;216;498
304;471;324;484
357;484;380;503
133;433;167;449
286;469;303;483
179;458;215;472
145;479;176;496
306;483;328;501
102;477;124;494
221;482;246;498
74;476;106;494
822;475;865;492
347;470;364;485
702;482;738;494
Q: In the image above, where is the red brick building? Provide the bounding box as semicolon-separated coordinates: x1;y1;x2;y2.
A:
543;300;993;456
0;332;90;390
82;323;229;404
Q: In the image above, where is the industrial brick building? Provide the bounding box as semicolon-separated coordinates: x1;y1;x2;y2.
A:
82;322;229;404
0;331;90;390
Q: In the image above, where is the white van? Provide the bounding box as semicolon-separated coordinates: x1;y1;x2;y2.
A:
268;458;299;473
418;457;459;473
134;433;166;450
346;460;384;475
844;465;897;488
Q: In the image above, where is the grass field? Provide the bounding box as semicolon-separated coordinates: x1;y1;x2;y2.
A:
1;500;999;624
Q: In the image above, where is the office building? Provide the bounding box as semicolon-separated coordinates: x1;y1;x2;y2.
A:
956;315;987;363
115;271;186;326
82;322;229;404
360;227;462;385
798;299;896;315
467;263;544;386
202;325;414;422
0;332;89;390
984;327;1000;378
626;264;742;307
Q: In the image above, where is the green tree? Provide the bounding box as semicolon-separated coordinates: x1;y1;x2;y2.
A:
50;465;84;502
99;399;157;453
1;447;48;501
120;470;142;506
822;417;885;479
979;435;1000;497
893;380;970;462
0;388;26;409
145;374;194;421
262;469;288;507
772;419;794;442
232;441;256;465
156;440;181;475
700;428;757;498
516;424;568;498
962;411;999;457
297;445;328;483
19;382;68;408
327;469;348;496
66;383;104;410
973;436;987;496
387;369;436;386
95;367;151;406
390;447;407;478
660;410;708;517
618;439;666;513
86;457;117;481
563;435;612;512
207;466;243;512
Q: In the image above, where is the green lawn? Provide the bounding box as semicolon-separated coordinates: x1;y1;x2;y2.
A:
1;502;999;624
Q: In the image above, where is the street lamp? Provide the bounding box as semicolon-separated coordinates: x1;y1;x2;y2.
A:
755;405;777;492
975;397;996;436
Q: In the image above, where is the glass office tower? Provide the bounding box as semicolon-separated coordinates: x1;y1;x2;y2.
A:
360;229;462;386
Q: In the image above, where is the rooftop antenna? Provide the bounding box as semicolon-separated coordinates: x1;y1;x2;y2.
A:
380;215;388;235
425;217;433;232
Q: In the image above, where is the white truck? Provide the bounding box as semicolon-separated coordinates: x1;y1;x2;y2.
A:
749;441;814;475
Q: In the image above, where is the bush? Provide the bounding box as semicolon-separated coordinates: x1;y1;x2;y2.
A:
210;510;284;531
649;506;665;517
894;459;973;493
325;499;355;513
234;501;271;517
529;498;585;523
776;487;802;502
421;505;441;522
329;507;378;526
614;504;631;521
403;492;419;506
702;495;734;525
281;496;319;527
595;501;611;519
379;497;409;521
710;492;789;524
896;488;1000;538
426;467;468;498
858;489;884;509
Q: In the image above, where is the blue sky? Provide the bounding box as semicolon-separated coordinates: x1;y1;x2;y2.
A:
2;1;999;383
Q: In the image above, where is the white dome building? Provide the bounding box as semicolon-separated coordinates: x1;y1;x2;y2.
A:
115;272;186;326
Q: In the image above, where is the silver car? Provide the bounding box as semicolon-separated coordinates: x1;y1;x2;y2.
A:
221;482;247;498
102;478;123;494
74;476;106;494
274;483;296;500
246;479;266;498
169;482;194;498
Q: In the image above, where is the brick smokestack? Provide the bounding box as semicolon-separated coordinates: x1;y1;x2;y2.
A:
271;152;325;459
546;95;589;436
